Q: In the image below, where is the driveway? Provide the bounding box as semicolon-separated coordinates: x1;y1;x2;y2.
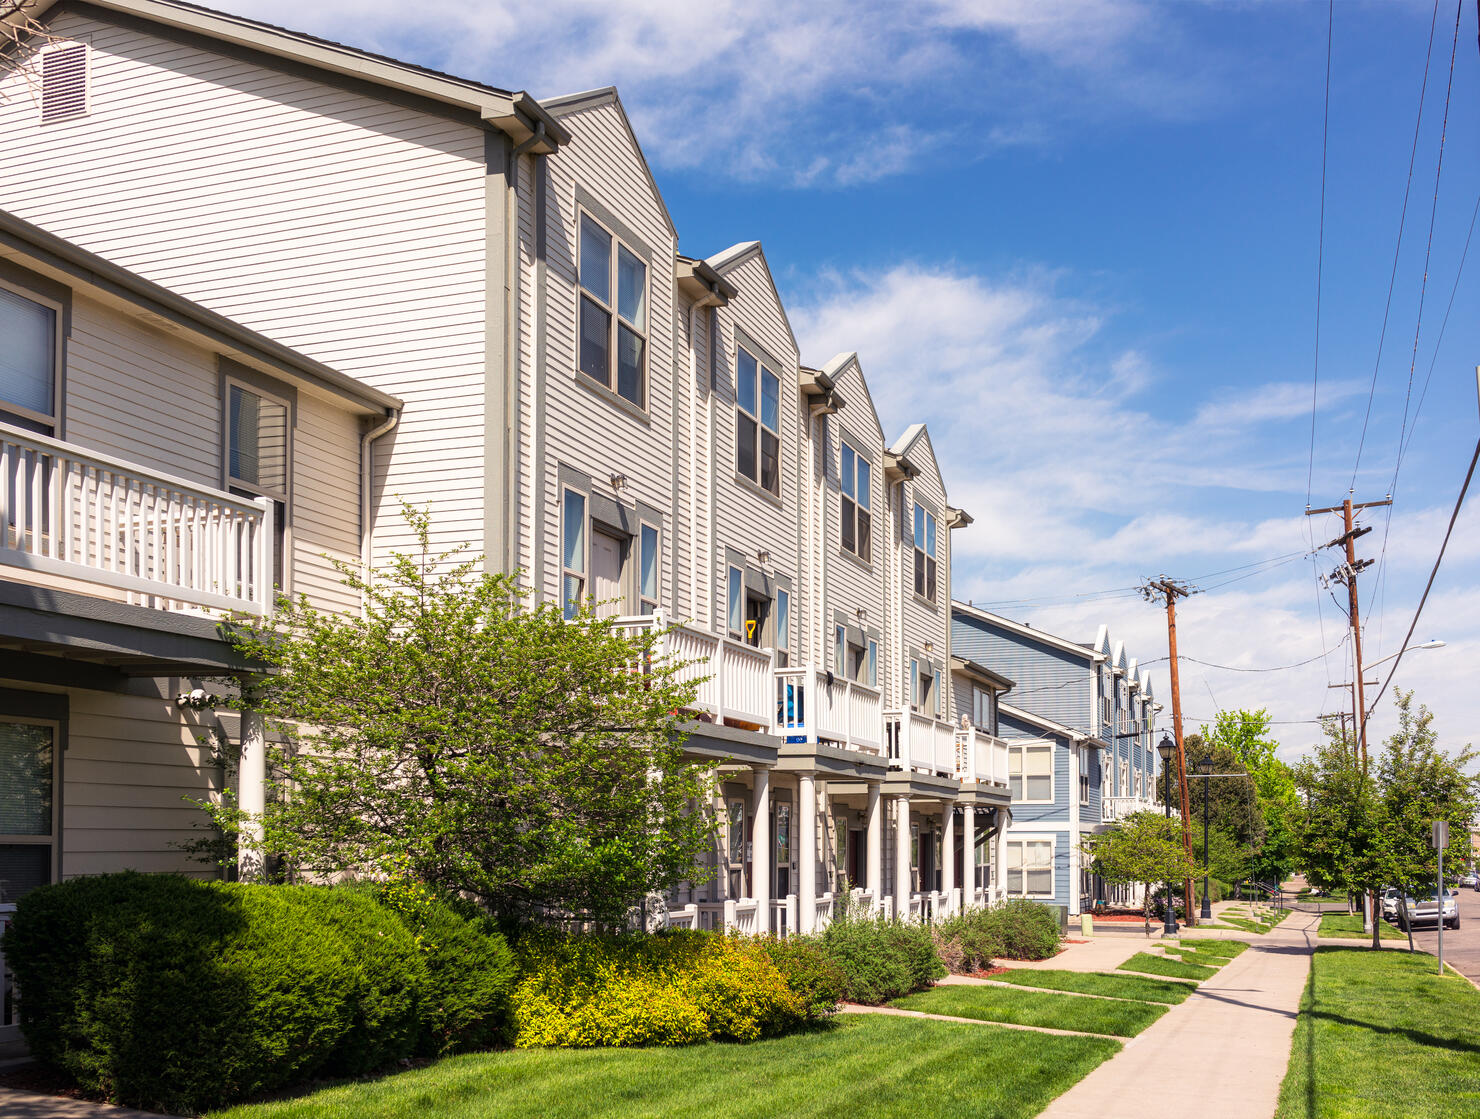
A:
1401;884;1480;982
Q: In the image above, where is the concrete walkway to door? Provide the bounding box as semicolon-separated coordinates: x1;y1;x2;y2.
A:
1038;908;1319;1119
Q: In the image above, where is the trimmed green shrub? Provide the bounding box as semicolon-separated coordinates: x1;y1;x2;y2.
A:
5;873;424;1114
932;910;1003;973
816;907;945;1005
749;935;846;1019
509;929;809;1048
986;898;1063;961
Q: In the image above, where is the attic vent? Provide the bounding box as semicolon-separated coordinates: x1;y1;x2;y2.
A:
40;43;89;123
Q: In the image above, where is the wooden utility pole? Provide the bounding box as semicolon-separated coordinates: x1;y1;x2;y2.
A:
1144;578;1197;926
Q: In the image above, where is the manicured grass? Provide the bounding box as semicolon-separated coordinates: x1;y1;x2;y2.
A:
1318;913;1403;941
1220;915;1283;935
1163;949;1232;970
1275;947;1480;1119
1178;938;1249;958
1118;952;1216;981
891;984;1166;1037
209;1015;1120;1119
992;969;1195;1004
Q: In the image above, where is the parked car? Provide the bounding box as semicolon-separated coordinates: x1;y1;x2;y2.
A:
1399;891;1460;931
1458;872;1478;889
1381;887;1402;921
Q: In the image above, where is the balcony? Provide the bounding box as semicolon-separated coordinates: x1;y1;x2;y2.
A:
884;709;958;777
612;613;775;730
1102;796;1175;822
0;423;275;617
953;726;1010;789
775;666;882;755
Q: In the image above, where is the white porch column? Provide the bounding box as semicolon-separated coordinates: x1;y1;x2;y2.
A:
894;795;912;920
941;803;956;901
751;767;771;919
995;813;1009;901
798;772;817;933
962;806;976;907
238;707;266;882
866;782;883;903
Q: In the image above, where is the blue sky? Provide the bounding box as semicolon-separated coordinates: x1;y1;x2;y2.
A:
237;0;1480;761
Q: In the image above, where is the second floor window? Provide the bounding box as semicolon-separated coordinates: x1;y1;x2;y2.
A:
578;213;647;408
736;346;780;494
0;283;59;434
227;382;289;589
1009;742;1052;802
912;503;937;602
971;686;996;733
776;588;790;668
638;523;660;615
1080;764;1090;805
839;441;871;562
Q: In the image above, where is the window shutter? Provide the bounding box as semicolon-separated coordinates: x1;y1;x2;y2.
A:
41;43;89;122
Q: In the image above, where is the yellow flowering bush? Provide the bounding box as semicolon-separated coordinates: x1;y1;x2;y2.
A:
510;930;811;1048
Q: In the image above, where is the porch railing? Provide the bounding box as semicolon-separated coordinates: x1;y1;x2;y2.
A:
612;613;775;729
663;904;699;930
885;709;958;776
0;422;274;616
813;891;835;931
775;666;882;754
953;726;1010;786
1102;796;1174;822
730;899;760;935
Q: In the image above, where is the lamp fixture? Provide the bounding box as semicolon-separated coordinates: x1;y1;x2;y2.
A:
756;549;770;565
923;641;934;654
1195;757;1214;776
608;472;627;491
855;607;868;623
1156;734;1174;763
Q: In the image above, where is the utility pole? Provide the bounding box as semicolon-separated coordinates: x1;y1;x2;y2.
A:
1327;680;1376;758
1143;578;1197;927
1307;494;1391;941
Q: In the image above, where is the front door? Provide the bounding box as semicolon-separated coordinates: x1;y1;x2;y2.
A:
847;828;864;889
745;593;769;648
0;718;58;1053
591;529;624;618
774;803;791;898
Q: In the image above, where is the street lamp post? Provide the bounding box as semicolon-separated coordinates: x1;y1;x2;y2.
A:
1157;735;1178;935
1196;757;1214;920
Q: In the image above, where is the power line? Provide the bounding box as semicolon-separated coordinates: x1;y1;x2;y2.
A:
1140;639;1348;674
1366;435;1480;720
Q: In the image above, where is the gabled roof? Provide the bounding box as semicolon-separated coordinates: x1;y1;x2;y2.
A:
1127;658;1140;689
998;701;1107;749
19;0;565;149
0;207;399;414
704;241;800;358
1112;640;1127;675
1092;624;1111;659
822;353;885;441
541;87;677;238
952;601;1103;663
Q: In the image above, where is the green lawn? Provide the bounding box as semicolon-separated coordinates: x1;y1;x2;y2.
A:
1275;948;1480;1119
1162;947;1235;969
1118;953;1216;981
209;1015;1121;1119
1178;939;1249;958
1318;914;1403;941
891;984;1166;1037
991;969;1195;1004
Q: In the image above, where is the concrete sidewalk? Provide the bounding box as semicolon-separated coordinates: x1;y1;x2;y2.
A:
0;1087;176;1118
1039;909;1319;1119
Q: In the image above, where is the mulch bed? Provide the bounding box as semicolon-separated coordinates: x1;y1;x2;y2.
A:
963;965;1010;978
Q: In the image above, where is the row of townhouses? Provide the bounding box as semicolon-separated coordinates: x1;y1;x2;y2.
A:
0;0;1162;1051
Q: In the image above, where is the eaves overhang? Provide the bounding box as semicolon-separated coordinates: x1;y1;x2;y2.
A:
676;256;735;307
950;655;1014;694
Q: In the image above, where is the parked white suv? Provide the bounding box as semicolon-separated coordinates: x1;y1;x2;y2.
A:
1399;891;1460;931
1381;888;1402;921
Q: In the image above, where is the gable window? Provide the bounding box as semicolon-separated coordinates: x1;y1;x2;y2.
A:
839;441;872;562
1009;742;1052;802
578;212;647;408
0;283;59;435
912;503;937;602
561;489;587;620
736;346;780;494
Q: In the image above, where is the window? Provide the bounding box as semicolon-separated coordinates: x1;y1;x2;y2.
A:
933;669;943;718
1119;760;1129;799
578;212;647;407
728;800;744;863
1006;839;1054;897
40;42;88;123
912;503;937;602
776;588;790;668
835;625;846;674
846;638;867;683
0;719;57;904
727;566;744;637
972;686;996;732
227;382;289;589
833;814;847;877
1080;764;1091;805
0;283;59;434
839;441;872;562
561;489;587;620
638;523;660;615
910;822;920;870
866;638;878;689
1009;742;1052;802
736;346;780;494
911;660;935;715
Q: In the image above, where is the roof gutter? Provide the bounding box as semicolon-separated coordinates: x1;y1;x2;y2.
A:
359;407;400;615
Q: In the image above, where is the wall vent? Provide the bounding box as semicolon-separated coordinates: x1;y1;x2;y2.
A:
40;43;89;123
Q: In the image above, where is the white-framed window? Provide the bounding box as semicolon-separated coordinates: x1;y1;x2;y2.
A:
1006;837;1054;898
0;717;60;904
1119;760;1129;799
839;440;872;562
910;658;935;715
728;799;745;863
972;685;996;732
638;522;660;615
933;669;943;719
866;638;878;689
1080;763;1091;805
577;211;647;408
0;281;61;435
225;380;290;590
1009;742;1053;802
736;346;780;494
912;502;937;602
775;588;790;668
39;41;89;124
727;566;744;638
561;489;587;620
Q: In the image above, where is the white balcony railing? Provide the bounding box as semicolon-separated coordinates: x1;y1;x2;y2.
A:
885;709;958;776
813;891;835;931
0;423;274;616
953;726;1011;788
1102;796;1176;822
776;666;882;755
612;613;775;729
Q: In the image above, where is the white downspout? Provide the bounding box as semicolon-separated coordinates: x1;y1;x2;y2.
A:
360;407;400;616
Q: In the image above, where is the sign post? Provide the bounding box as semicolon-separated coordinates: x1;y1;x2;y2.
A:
1432;820;1449;976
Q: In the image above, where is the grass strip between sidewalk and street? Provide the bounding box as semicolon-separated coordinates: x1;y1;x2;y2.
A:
991;968;1195;1004
1176;938;1248;958
1317;913;1403;941
209;1015;1121;1119
1275;947;1480;1119
890;984;1167;1037
1118;952;1216;981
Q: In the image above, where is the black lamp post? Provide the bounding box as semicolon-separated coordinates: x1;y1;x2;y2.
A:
1196;756;1214;920
1157;734;1178;935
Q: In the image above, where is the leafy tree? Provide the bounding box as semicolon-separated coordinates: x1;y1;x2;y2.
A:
1293;719;1382;909
1181;732;1262;850
207;506;716;927
1082;811;1201;934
